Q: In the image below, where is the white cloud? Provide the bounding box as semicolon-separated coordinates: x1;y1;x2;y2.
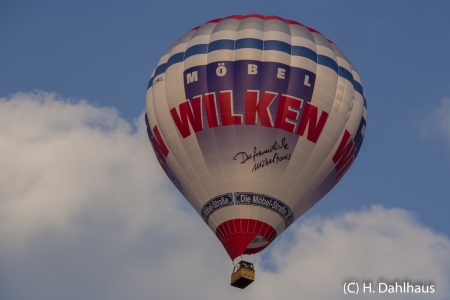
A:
420;98;450;144
257;207;450;299
0;92;449;300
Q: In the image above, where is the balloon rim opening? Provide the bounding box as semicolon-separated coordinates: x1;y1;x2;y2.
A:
216;219;277;260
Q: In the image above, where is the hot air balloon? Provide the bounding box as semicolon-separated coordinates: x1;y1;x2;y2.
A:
145;14;366;288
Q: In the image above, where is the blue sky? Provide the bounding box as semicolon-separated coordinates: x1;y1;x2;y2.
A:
1;1;450;299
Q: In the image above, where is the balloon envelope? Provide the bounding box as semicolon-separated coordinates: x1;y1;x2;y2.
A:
145;15;367;260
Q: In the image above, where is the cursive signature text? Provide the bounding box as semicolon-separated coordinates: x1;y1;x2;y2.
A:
233;138;292;171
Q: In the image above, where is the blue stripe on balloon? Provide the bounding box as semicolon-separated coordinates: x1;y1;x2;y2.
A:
264;40;291;54
353;80;364;96
208;39;235;52
147;77;155;89
185;44;208;59
338;66;354;83
154;63;167;77
353;80;364;97
167;52;185;67
292;46;317;62
235;38;263;50
353;80;367;108
148;63;167;89
317;55;338;73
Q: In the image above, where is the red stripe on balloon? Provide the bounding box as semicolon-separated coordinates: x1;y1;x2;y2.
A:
243;14;265;20
225;15;244;20
206;18;223;24
265;15;286;22
286;19;304;26
306;26;321;34
216;219;277;260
